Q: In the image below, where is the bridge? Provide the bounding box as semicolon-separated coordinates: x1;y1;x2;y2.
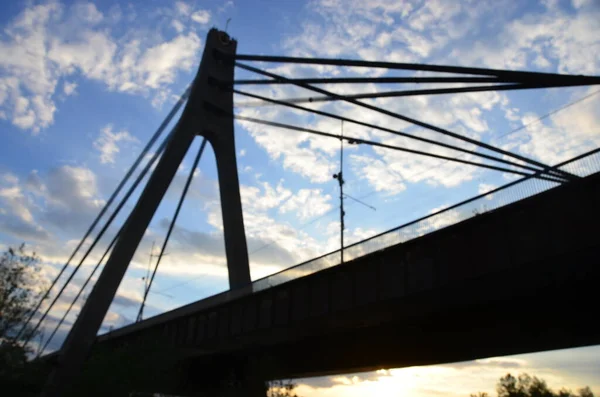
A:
99;167;600;395
23;29;600;396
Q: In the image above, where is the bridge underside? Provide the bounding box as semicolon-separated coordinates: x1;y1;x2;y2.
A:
184;244;598;384
98;172;600;395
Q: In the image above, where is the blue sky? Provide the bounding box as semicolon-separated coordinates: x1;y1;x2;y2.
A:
0;0;599;395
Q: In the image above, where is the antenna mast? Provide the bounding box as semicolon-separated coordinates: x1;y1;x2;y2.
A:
333;121;345;264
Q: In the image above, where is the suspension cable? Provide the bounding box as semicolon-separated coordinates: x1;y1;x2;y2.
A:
136;138;207;322
16;88;190;343
229;53;600;85
234;62;578;182
232;76;508;85
23;129;174;346
233;114;565;183
225;89;600;263
232;89;569;182
236;83;578;107
38;230;120;356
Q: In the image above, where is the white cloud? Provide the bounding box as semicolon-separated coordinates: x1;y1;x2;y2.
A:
350;155;406;195
498;89;600;165
191;10;211;25
236;108;338;183
241;180;292;213
478;183;497;200
280;188;333;220
1;165;106;240
0;164;121;267
476;357;527;367
218;1;234;14
239;0;526;193
120;178;332;285
284;0;484;62
137;33;201;89
175;1;191;16
367;130;483;189
237;78;493;192
273;0;599;192
62;81;77;96
0;182;35;224
71;2;104;24
196;179;335;279
93;124;138;164
451;4;600;75
0;2;203;132
172;19;185;33
571;0;593;8
408;0;461;32
45;166;103;210
0;172;50;241
2;172;19;184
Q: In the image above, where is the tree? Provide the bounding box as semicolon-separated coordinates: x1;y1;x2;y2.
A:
471;373;595;397
267;379;300;397
0;244;46;345
0;244;49;394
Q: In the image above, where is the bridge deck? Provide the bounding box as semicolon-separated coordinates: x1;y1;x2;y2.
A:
97;171;600;381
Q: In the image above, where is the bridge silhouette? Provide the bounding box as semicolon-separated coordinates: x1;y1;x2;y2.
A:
105;167;600;395
23;29;600;396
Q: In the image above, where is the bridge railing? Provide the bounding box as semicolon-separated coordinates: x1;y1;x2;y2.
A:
251;149;600;292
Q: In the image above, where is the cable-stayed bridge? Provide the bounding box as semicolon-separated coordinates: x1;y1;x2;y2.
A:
22;29;600;396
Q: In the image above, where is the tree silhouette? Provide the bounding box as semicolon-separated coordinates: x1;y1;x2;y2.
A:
471;373;594;397
0;244;46;344
0;244;49;394
267;379;300;397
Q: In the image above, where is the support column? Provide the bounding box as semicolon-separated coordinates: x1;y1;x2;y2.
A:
212;137;252;288
41;29;249;397
198;32;251;289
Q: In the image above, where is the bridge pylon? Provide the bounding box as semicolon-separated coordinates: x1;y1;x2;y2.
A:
41;29;249;397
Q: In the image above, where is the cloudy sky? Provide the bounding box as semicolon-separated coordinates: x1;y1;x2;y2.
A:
0;0;599;395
